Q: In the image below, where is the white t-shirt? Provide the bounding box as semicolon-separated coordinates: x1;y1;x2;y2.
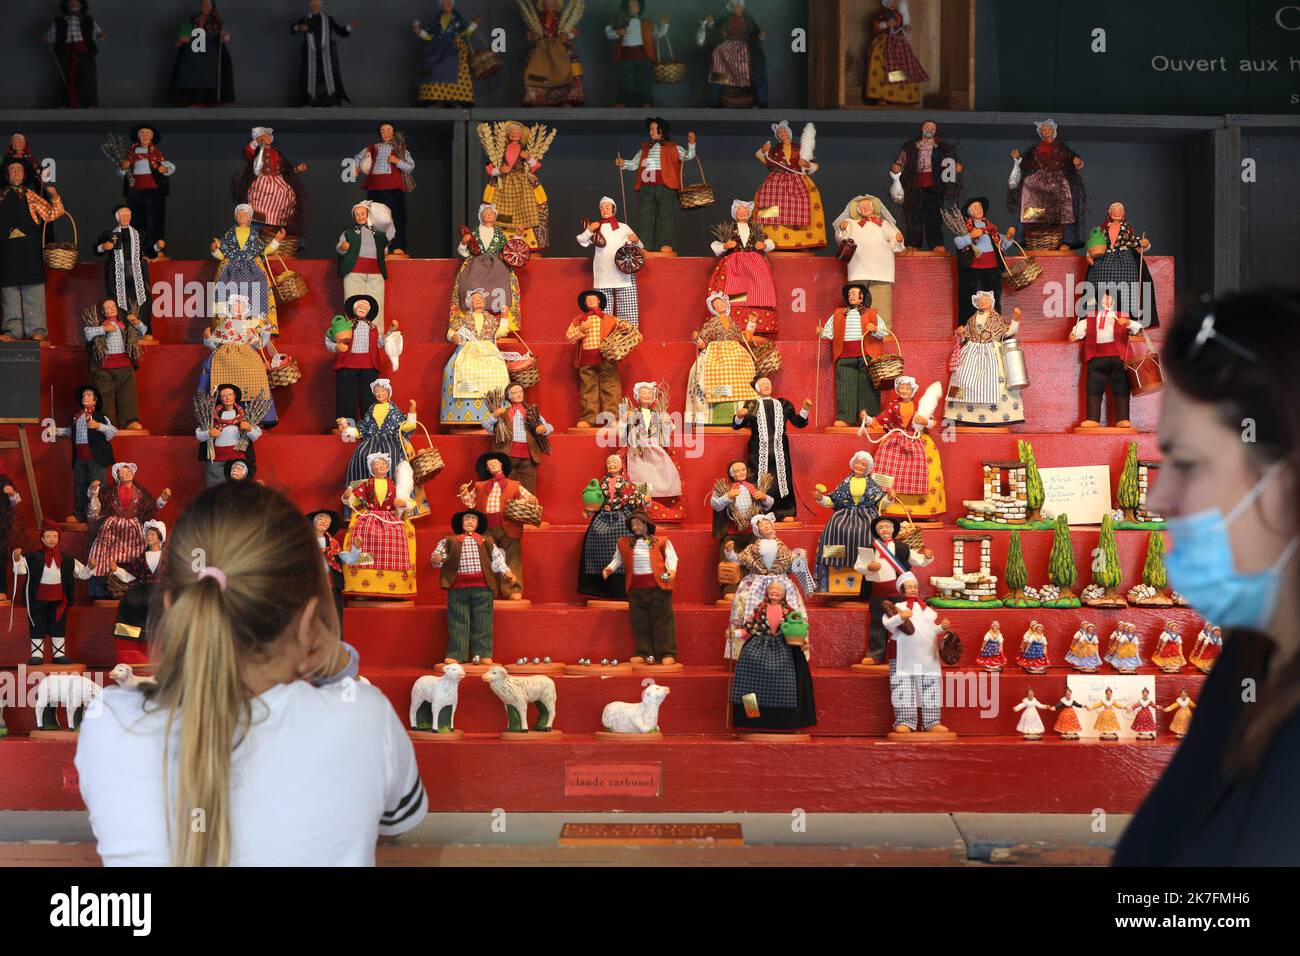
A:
75;681;426;866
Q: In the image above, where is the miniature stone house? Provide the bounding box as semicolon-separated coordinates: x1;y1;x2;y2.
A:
1136;459;1162;522
931;533;1000;602
961;460;1028;525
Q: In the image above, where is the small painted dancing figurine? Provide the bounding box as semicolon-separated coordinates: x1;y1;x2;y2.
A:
1016;620;1050;674
1164;690;1195;738
1129;688;1159;740
974;620;1006;671
1106;621;1142;673
1054;689;1084;740
1090;688;1123;740
1150;621;1186;673
1064;620;1102;672
1189;623;1222;674
1013;689;1053;740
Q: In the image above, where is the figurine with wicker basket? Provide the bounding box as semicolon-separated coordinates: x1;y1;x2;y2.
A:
567;290;624;429
414;6;482;106
458;452;538;601
478;120;557;251
620;381;684;523
615;118;699;253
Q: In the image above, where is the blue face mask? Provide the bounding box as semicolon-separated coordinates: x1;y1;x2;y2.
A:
1164;461;1297;631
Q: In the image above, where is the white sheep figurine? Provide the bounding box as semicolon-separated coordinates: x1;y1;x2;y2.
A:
601;679;671;734
34;673;102;731
108;664;156;690
409;663;465;733
482;664;556;733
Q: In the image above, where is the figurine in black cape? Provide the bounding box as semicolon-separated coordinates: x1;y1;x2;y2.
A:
44;0;105;109
732;375;811;521
291;0;359;107
171;1;235;106
889;120;962;251
96;205;163;333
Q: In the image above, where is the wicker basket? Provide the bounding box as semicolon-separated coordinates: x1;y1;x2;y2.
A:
720;87;755;109
678;157;715;211
270;254;308;303
42;212;78;271
504;497;543;526
267;353;301;388
1003;240;1043;291
1021;226;1063;251
717;562;740;585
600;321;642;361
867;354;904;389
654;35;686;83
502;335;540;388
262;227;299;258
410;422;445;485
470;31;503;78
896;521;925;550
752;340;782;377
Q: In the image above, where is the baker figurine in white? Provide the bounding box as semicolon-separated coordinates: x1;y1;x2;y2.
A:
577;196;643;327
881;572;952;736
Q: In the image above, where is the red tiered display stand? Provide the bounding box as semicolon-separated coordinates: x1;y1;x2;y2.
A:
0;253;1193;813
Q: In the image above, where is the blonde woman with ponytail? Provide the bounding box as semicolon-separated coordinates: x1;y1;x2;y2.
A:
76;482;426;866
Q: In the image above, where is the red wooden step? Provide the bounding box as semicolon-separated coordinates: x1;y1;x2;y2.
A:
39;256;1173;349
0;734;1180;814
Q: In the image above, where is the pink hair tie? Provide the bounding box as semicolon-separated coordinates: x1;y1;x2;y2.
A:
197;566;228;591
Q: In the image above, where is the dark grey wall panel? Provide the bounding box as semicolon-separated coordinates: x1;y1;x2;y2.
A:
1240;130;1300;289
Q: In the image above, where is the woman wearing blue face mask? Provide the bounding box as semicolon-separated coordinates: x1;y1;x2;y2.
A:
1113;290;1300;866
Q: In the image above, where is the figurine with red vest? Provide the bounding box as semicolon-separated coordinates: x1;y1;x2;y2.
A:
566;290;623;429
12;520;95;664
353;122;414;256
603;509;678;666
457;452;535;601
819;282;889;427
1069;290;1143;429
614;118;697;253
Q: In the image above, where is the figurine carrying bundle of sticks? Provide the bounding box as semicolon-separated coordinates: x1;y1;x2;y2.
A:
193;387;271;487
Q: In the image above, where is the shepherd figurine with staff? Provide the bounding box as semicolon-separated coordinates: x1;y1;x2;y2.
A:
44;0;106;109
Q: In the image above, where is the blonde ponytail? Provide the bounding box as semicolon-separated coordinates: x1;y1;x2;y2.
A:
144;482;329;866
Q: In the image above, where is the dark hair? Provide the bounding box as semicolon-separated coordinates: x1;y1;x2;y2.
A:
1162;290;1300;777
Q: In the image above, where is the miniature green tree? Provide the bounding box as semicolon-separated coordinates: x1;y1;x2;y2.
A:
1003;531;1029;604
1092;513;1125;604
1142;530;1168;592
1117;441;1141;523
1048;513;1078;600
1018;439;1045;524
